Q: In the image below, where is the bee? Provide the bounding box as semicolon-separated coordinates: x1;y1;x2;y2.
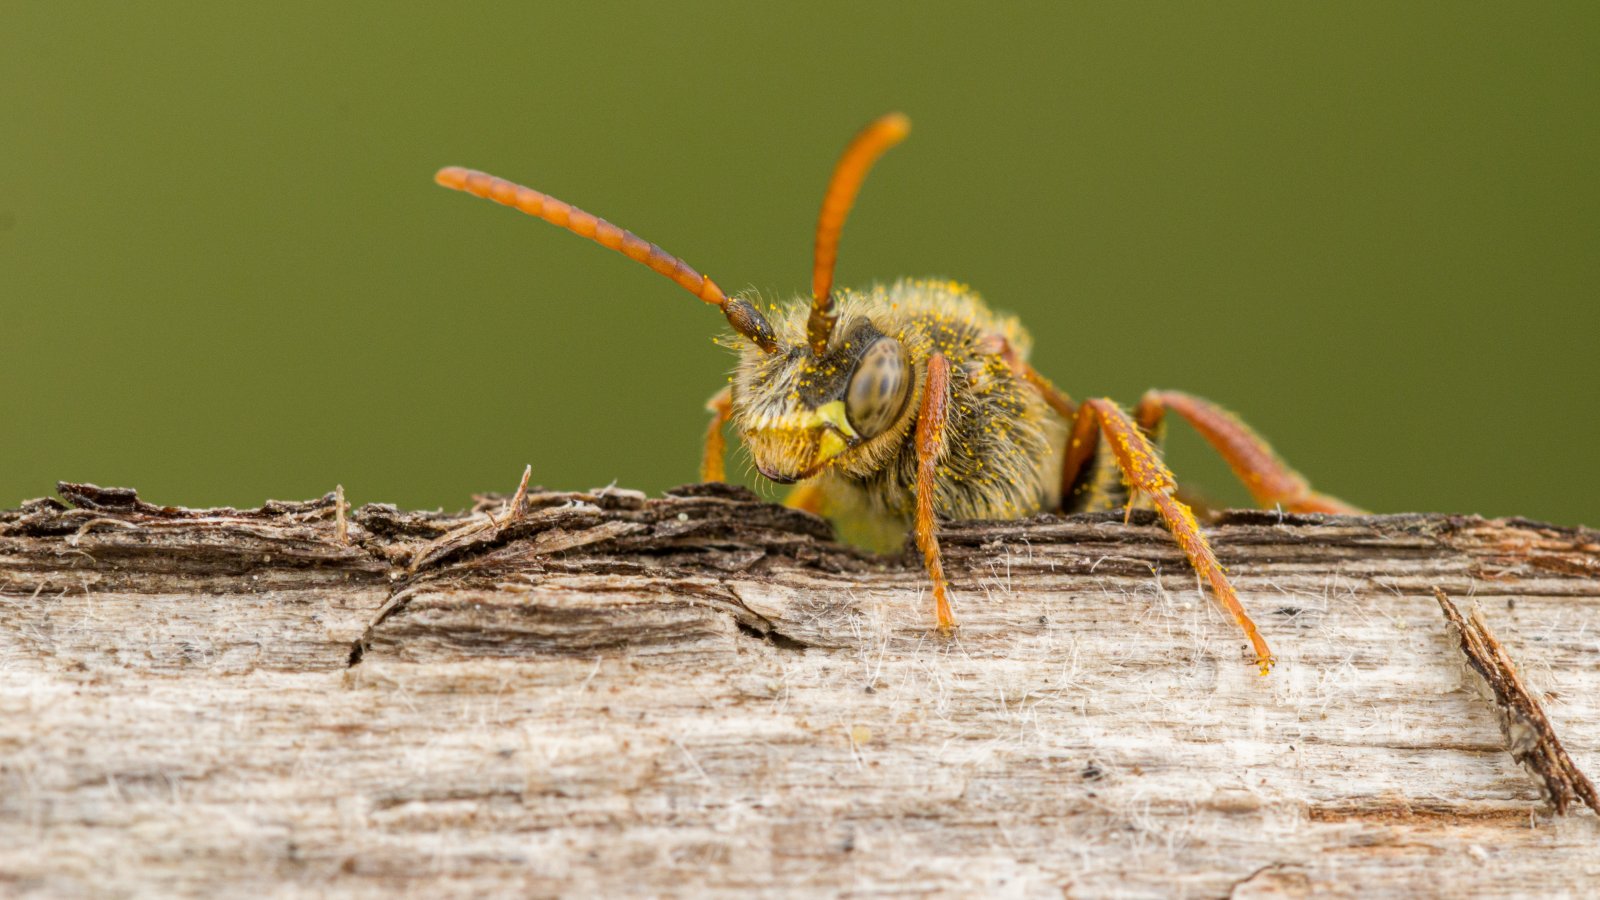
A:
435;113;1359;674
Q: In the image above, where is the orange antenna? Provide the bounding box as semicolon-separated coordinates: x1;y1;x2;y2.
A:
435;166;777;352
807;112;911;355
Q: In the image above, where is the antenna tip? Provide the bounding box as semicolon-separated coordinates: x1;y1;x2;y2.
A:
878;112;912;139
434;166;470;189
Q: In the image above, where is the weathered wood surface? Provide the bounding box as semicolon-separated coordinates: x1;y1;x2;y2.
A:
2;482;1598;898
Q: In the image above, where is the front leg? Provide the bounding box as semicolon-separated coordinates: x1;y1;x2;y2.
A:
915;353;956;632
700;386;732;483
783;480;825;515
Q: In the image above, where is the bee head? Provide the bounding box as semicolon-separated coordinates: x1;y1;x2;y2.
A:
730;318;913;483
434;112;910;485
725;112;913;484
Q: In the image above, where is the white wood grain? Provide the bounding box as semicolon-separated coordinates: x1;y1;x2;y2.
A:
2;487;1597;897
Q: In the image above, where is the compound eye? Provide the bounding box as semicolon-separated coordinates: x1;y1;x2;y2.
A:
845;338;911;439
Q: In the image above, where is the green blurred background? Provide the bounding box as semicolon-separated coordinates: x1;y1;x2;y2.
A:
3;4;1596;525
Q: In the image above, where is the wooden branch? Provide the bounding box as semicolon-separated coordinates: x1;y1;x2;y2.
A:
3;481;1599;896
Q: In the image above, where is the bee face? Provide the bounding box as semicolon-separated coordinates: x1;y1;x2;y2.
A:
733;319;913;484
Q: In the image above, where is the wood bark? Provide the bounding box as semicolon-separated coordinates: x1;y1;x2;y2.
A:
2;481;1599;897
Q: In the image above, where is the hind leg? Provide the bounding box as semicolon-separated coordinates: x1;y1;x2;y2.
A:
1135;390;1361;514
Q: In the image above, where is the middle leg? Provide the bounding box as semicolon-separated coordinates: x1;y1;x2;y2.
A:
1072;398;1275;673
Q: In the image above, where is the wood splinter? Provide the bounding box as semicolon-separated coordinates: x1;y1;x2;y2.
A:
334;483;348;544
1433;587;1600;816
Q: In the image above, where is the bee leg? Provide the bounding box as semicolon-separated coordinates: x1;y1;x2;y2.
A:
1057;393;1104;504
1134;391;1362;514
700;386;732;483
985;334;1078;419
1016;364;1077;421
783;481;825;515
1079;398;1274;674
916;353;957;633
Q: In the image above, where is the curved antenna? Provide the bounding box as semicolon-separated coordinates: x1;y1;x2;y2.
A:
435;166;777;352
807;112;911;355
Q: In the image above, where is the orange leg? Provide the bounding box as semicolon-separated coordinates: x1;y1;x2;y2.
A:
916;353;956;633
1135;390;1361;514
701;386;732;483
1058;394;1103;502
783;481;825;514
1075;398;1275;673
986;334;1078;421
